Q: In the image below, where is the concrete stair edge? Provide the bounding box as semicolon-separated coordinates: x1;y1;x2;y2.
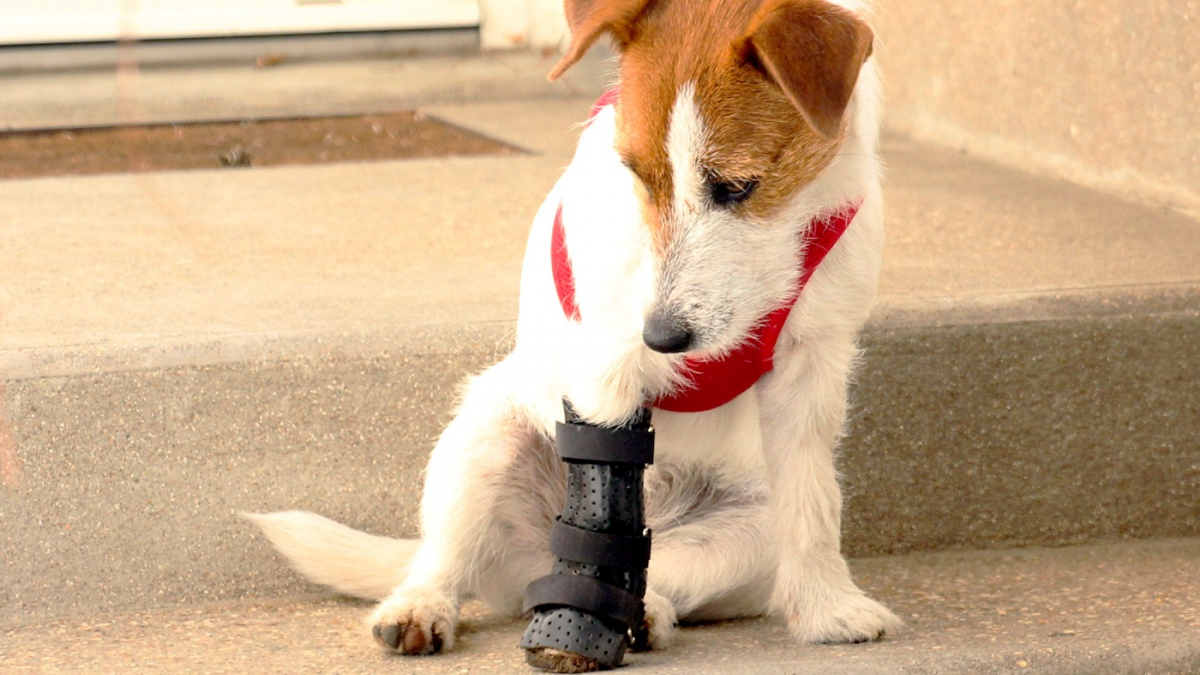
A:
3;282;1197;381
3;538;1198;674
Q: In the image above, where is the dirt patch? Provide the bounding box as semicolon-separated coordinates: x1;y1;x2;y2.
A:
0;112;519;180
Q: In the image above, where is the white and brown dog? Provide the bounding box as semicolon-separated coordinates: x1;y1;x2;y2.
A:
248;0;899;660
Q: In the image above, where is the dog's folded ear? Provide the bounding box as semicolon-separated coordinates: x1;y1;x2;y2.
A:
741;0;874;140
549;0;655;81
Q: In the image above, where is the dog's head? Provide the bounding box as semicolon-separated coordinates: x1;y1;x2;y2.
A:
553;0;873;358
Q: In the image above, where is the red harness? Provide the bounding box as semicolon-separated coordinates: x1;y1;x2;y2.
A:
552;90;858;413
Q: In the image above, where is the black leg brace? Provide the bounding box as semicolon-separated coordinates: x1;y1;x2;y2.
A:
520;400;654;670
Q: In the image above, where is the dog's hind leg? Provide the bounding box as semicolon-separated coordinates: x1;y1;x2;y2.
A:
641;470;774;648
756;334;901;644
368;356;544;655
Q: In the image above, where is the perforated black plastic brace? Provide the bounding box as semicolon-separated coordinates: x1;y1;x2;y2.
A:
520;400;654;670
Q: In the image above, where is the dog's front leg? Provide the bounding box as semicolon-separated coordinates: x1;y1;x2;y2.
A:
370;357;539;655
756;334;901;644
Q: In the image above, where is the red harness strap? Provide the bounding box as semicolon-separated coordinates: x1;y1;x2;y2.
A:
551;90;859;413
588;87;621;122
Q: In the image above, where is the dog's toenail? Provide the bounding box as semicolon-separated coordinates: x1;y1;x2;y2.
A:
378;624;401;649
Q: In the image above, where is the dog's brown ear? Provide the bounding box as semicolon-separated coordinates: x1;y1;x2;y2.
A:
742;0;874;139
548;0;655;81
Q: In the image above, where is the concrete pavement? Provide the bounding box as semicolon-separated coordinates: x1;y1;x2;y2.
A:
3;539;1199;674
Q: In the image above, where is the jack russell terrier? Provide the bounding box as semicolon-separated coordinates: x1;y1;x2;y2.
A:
248;0;900;666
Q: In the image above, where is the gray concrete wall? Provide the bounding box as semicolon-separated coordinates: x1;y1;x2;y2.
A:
875;0;1200;215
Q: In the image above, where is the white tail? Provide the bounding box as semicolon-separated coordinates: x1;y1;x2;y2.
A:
242;511;419;600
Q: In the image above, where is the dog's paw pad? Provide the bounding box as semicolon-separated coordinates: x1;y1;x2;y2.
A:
371;620;445;654
524;647;602;673
369;614;448;655
368;591;456;655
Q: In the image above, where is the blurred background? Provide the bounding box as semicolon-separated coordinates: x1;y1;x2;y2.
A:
2;0;1194;210
1;2;1197;674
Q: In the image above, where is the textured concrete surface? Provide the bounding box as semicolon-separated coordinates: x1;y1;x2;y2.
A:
0;327;502;626
2;67;1198;626
4;539;1199;674
876;134;1200;303
846;311;1200;557
0;49;612;132
875;0;1200;215
3;120;1199;368
0;157;545;364
3;309;1196;626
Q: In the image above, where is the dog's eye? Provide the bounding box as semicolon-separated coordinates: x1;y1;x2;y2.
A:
709;178;759;207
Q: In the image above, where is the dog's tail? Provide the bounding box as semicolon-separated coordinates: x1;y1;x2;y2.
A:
242;511;419;601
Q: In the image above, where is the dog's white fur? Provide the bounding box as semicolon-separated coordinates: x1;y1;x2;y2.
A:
248;0;899;652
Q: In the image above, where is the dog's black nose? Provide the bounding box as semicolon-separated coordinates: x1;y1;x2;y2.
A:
643;312;693;354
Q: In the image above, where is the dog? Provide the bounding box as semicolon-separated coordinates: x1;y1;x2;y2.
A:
247;0;899;662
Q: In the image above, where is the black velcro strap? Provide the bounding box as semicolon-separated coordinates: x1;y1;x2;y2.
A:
522;575;643;629
556;421;654;465
550;519;651;569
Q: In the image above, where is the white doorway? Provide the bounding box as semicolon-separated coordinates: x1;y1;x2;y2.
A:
0;0;480;45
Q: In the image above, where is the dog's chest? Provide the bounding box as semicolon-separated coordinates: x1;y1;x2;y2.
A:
650;391;766;477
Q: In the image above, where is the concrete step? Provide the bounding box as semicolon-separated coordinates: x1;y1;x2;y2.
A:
3;539;1199;674
1;57;1199;628
0;29;481;75
0;49;612;132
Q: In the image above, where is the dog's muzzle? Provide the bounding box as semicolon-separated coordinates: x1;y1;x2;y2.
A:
520;399;654;670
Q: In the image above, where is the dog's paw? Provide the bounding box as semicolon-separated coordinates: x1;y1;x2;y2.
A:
368;588;457;655
787;592;901;644
631;589;678;651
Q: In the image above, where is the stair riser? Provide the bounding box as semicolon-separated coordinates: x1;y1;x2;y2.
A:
3;310;1197;625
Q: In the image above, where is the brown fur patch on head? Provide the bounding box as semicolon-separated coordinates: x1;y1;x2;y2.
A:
607;0;872;245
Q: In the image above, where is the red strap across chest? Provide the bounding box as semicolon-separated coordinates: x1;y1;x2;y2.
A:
551;90;858;413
